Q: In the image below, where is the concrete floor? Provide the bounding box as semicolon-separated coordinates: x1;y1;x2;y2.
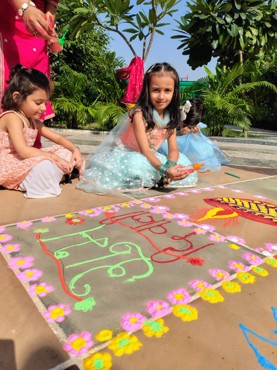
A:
0;164;276;370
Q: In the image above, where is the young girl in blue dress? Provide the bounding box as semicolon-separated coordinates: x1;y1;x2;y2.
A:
77;62;198;193
158;98;230;172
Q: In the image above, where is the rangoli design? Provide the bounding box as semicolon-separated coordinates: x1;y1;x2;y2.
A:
0;191;276;370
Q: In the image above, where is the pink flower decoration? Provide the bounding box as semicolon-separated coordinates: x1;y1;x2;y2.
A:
163;194;176;199
79;209;101;217
146;300;171;319
63;331;94;356
188;279;212;292
44;303;71;323
130;199;142;205
217;185;227;189
167;288;191;304
29;282;54;297
208;268;230;281
209;233;225;242
17;268;43;281
162;213;175;220
143;197;160;203
254;195;267;199
226;235;245;245
242;253;264;266
265;243;277;253
16;220;33;229
0;234;12;243
98;205;120;213
194;224;215;234
172;213;189;219
140;203;152;209
202;187;213;191
121;312;147;331
175;192;189;196
177;219;193;227
0;243;20;254
0;226;6;233
41;216;56;223
150;206;170;214
253;247;269;255
189;189;201;194
228;260;249;272
9;256;34;269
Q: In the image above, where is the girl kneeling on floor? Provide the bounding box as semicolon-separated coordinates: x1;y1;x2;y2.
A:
0;64;84;198
77;62;198;194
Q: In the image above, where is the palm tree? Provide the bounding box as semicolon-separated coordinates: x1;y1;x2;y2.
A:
201;63;277;136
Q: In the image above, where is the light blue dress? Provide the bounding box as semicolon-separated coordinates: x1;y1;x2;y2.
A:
158;123;230;172
77;112;198;194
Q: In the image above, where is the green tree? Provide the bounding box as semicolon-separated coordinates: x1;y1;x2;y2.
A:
246;51;277;130
49;2;126;128
172;0;277;70
58;0;180;62
200;63;277;136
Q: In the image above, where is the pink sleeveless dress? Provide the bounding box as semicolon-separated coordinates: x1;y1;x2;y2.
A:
0;111;71;190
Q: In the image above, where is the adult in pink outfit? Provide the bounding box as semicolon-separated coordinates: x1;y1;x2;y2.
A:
0;0;60;130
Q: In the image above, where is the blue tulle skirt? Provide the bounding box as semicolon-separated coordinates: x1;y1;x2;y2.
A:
158;123;230;172
77;146;198;194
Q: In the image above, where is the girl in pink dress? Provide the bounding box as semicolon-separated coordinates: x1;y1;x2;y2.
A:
0;64;84;198
0;0;60;122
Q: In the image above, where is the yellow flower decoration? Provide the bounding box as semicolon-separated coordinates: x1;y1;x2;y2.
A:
35;285;47;295
252;266;268;277
65;213;75;218
83;352;112;370
264;257;277;268
120;202;131;207
199;288;224;303
142;318;169;338
103;206;113;211
95;330;113;343
229;243;241;250
221;281;241;293
236;272;256;284
132;199;142;204
108;333;142;357
172;304;198;322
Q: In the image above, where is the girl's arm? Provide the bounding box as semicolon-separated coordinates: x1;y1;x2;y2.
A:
5;114;78;172
9;0;56;40
132;110;163;171
45;0;59;19
178;125;199;136
38;122;84;170
132;111;188;182
6;114;54;160
167;129;179;163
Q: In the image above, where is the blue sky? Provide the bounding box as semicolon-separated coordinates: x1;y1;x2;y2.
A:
108;0;217;81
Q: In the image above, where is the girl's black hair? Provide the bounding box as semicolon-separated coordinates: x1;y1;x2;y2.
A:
1;64;51;111
136;62;180;131
183;98;204;128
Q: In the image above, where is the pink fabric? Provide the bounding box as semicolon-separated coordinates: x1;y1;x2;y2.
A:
120;109;168;152
0;111;71;189
116;57;144;105
0;0;57;121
